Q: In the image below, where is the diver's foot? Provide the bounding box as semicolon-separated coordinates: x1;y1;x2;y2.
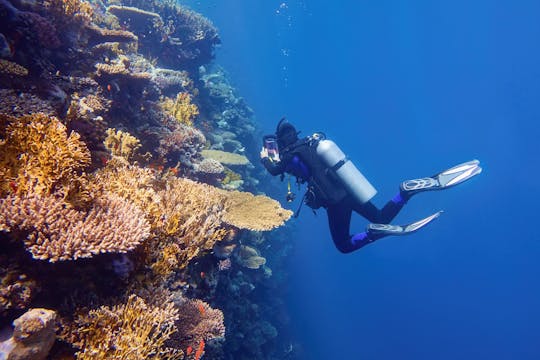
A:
400;159;482;199
366;211;443;240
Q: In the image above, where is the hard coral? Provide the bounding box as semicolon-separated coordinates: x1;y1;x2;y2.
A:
0;191;150;262
221;191;293;231
172;299;225;351
236;245;266;270
0;113;91;198
74;294;181;359
160;92;199;127
104;128;141;161
201;149;250;166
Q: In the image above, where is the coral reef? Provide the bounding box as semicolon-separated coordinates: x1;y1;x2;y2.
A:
0;1;298;358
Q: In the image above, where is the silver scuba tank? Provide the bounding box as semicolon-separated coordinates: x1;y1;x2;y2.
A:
316;138;377;204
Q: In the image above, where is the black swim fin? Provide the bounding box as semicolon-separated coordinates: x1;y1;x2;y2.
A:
366;211;443;239
400;159;482;198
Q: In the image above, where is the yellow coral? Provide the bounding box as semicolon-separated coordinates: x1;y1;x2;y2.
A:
160;92;199;126
221;190;293;231
0;113;91;198
104;128;142;160
201;149;250;166
74;295;181;360
90;160;291;271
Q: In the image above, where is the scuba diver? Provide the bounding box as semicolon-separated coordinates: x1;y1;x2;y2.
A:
260;118;482;253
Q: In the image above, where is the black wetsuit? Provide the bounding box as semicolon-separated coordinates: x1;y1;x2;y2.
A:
262;138;407;253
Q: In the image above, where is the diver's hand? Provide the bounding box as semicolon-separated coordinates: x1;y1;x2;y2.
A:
260;146;268;159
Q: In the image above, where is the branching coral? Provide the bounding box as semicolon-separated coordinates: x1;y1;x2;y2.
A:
160;92;199;127
104;128;142;161
0;113;91;198
0;191;151;262
74;294;182;359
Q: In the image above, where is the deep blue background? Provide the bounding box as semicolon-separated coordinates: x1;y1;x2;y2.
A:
185;1;540;358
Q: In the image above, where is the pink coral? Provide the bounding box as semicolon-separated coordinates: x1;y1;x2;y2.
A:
0;192;150;262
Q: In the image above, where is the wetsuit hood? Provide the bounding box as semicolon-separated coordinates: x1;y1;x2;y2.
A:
276;118;299;148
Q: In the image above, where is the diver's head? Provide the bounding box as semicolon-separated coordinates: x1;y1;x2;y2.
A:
276;117;299;148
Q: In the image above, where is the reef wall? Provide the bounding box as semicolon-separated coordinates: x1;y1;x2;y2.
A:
0;1;298;359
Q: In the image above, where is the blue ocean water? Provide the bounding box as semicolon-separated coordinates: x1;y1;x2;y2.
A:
187;1;540;359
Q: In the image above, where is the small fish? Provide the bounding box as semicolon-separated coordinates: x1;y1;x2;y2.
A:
197;303;206;316
186;346;193;355
107;84;112;92
194;339;205;360
200;271;205;278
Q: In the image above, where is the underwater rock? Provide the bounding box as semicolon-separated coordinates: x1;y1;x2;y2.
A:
0;308;57;360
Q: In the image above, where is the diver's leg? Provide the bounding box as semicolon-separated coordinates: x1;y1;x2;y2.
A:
327;203;358;253
353;193;407;224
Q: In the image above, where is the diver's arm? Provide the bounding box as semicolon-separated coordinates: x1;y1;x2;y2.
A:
260;147;285;176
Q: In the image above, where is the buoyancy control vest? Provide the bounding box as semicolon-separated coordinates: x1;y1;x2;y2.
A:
282;133;377;209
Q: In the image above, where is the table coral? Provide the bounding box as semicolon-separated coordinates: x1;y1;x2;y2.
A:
201;149;250;166
221;191;293;231
0;191;150;262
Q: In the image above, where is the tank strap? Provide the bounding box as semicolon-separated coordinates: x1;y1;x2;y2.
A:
330;157;348;172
